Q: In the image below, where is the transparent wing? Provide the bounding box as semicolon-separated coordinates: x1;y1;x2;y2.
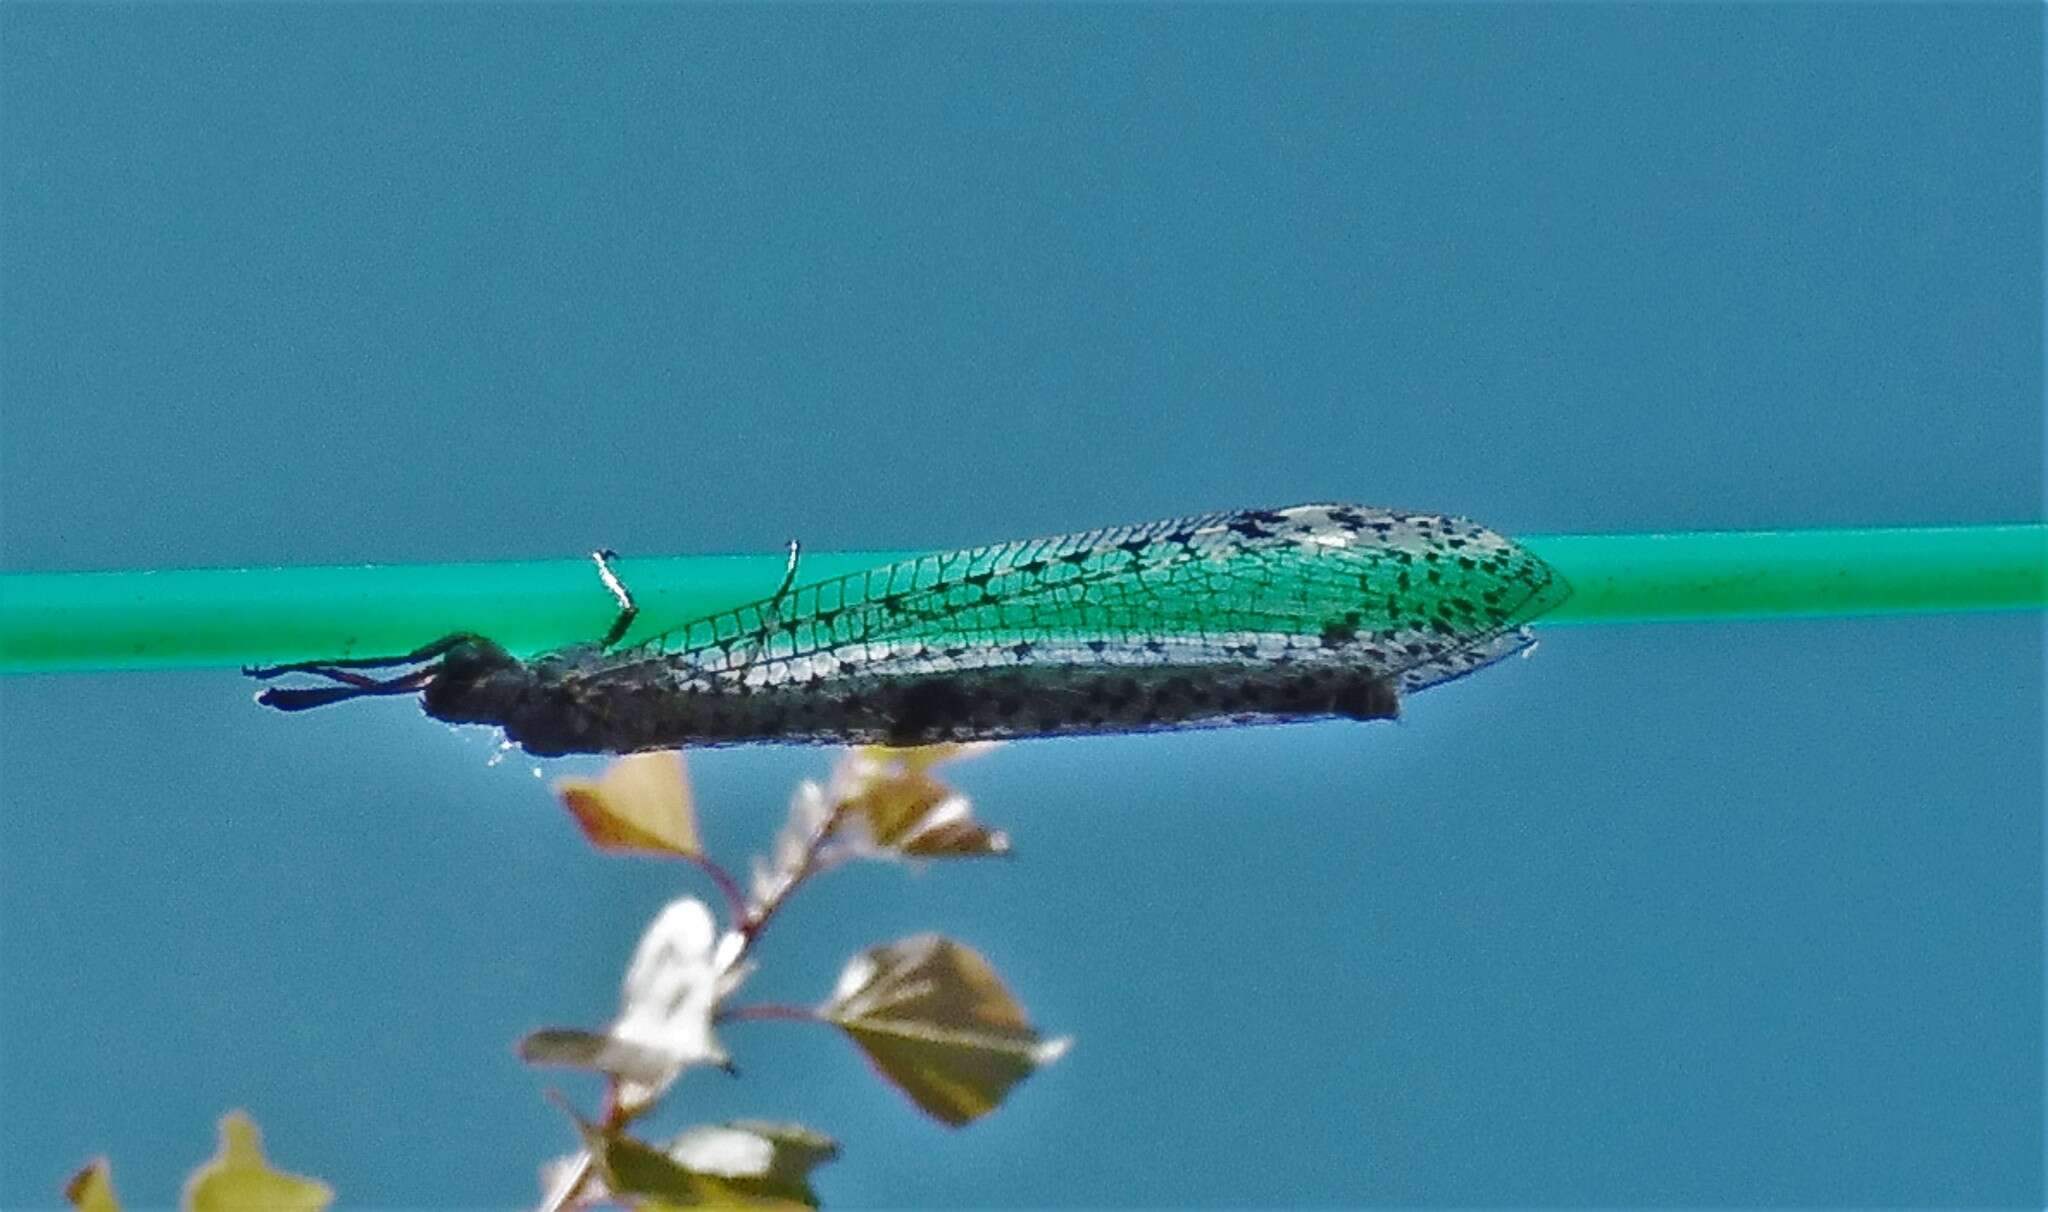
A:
620;504;1566;695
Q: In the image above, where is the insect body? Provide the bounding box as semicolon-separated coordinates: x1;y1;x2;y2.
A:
248;504;1569;756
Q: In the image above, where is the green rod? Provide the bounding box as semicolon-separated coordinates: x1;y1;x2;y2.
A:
0;524;2041;675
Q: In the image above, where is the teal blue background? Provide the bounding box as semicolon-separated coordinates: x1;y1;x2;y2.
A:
2;5;2042;1207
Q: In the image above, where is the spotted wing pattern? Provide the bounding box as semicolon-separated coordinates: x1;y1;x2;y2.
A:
610;503;1566;697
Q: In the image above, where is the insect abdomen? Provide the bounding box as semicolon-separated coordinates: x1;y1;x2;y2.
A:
458;660;1400;755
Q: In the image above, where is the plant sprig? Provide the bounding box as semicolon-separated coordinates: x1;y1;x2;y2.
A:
526;745;1061;1211
61;745;1060;1212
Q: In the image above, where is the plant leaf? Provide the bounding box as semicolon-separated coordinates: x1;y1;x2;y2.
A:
63;1159;120;1212
518;1029;689;1092
821;934;1069;1127
659;1120;838;1209
555;751;701;857
181;1111;332;1212
537;1151;598;1212
518;897;751;1110
748;746;1007;914
748;778;836;913
559;1112;836;1210
834;745;1009;860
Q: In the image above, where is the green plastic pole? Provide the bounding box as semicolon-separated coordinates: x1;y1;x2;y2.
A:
1528;525;2046;624
0;524;2041;675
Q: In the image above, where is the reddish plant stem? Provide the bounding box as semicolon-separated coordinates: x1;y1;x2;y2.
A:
682;852;749;927
720;1001;821;1024
740;802;851;944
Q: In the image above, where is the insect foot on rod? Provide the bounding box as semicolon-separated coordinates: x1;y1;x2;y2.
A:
592;549;638;650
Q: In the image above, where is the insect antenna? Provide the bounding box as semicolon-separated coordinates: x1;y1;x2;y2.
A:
244;634;471;680
246;634;468;712
254;665;438;711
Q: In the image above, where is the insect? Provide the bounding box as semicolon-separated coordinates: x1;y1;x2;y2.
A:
247;504;1570;756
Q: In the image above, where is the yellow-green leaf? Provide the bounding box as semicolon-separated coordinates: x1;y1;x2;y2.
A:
555;751;701;857
560;1108;836;1209
821;935;1068;1127
181;1111;332;1212
63;1159;120;1212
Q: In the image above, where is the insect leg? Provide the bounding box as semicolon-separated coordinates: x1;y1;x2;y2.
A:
726;539;802;679
770;538;801;605
592;549;639;649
